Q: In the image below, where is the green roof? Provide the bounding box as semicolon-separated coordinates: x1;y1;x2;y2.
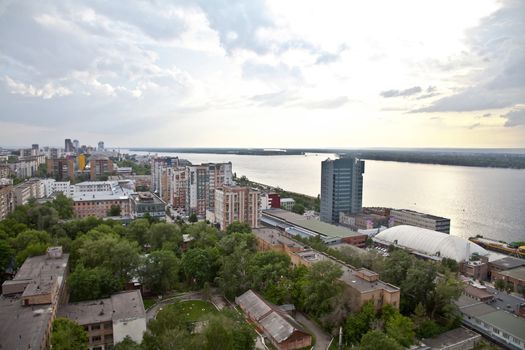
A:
479;310;525;342
263;209;362;238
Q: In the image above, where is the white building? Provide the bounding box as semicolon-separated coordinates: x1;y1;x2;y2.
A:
280;198;295;211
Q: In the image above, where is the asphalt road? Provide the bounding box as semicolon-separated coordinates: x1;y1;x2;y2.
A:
484;285;524;315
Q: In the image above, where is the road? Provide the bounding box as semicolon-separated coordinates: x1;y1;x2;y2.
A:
296;312;332;350
484;284;525;315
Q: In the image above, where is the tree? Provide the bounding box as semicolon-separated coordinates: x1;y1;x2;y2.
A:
68;265;121;301
400;260;436;314
217;245;253;298
360;330;402;350
27;205;59;231
181;248;219;288
292;203;305;215
148;223;182;251
114;336;141;350
494;279;506;291
385;312;415;347
248;251;291;293
140;250;179;294
108;204;121;216
427;272;464;319
0;240;14;273
381;249;414;286
203;312;256;350
126;218;151;248
300;260;343;317
344;302;376;344
51;317;89;350
47;193;74;219
226;221;251;234
189;213;198;223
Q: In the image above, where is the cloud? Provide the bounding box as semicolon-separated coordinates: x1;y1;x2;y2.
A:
483;113;491;117
250;90;298;107
502;108;525;127
414;0;525;112
251;91;349;109
242;62;302;82
380;86;422;98
298;96;350;109
468;122;481;129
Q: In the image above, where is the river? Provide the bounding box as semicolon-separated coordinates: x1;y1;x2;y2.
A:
123;150;525;243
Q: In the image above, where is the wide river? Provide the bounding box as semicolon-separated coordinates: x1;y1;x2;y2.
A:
126;150;525;243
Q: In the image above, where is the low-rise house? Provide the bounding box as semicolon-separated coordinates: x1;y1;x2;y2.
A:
58;290;147;350
236;290;312;350
422;327;481;350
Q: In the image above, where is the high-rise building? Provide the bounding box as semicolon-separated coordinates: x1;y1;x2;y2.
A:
47;158;75;181
89;155;114;180
31;144;39;156
213;185;260;230
78;154;86;170
73;139;79;151
65;138;74;153
320;157;364;224
98;141;105;151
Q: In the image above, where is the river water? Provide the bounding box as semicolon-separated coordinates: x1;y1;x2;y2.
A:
124;150;525;243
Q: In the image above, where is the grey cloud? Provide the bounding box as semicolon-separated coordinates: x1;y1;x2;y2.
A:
380;86;422;98
468;122;481;129
250;91;349;109
242;62;302;82
315;45;348;65
414;0;525;112
483;113;491;117
416;92;440;100
250;90;298;107
502;108;525;127
298;96;350;109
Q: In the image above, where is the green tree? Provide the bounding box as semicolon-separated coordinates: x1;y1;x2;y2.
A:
114;336;141;350
47;193;74;219
0;240;14;272
68;265;121;301
203;312;256;350
108;204;122;216
400;260;436;314
217;245;253;298
248;251;291;293
140;250;179;294
384;311;415;347
427;272;464;319
181;248;219;288
126;218;151;248
494;279;506;291
292;203;305;215
226;221;252;234
27;205;59;231
300;260;343;317
381;249;414;286
148;223;182;251
189;213;198;223
344;302;376;344
50;317;89;350
360;330;402;350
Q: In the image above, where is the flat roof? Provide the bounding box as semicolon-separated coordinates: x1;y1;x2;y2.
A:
489;257;525;270
479;310;525;342
252;228;304;250
263;209;363;238
58;290;145;325
423;327;481;349
391;208;449;221
464;285;493;300
499;266;525;281
0;296;53;350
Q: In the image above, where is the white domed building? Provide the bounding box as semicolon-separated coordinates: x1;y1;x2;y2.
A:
373;225;493;262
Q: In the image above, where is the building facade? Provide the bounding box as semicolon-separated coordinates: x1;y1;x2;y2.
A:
130;192;166;220
90;156;114;180
214;185;260;230
390;209;451;233
47;158;75;181
0;184;13;220
320;157;364;224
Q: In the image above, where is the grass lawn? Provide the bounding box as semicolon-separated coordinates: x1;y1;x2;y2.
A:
143;297;156;310
168;300;218;322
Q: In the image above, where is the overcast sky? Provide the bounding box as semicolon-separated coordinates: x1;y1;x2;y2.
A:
1;0;524;148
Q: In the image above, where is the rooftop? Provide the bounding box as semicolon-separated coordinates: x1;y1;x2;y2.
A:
478;310;525;342
422;327;481;349
489;256;525;270
391;208;449;221
499;266;525;281
58;290;145;325
263;209;362;238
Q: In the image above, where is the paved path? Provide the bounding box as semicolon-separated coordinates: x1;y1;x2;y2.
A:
296;312;332;350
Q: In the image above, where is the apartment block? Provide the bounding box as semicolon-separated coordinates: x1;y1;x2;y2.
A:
213;185;260;230
320;157;364;224
47;158;75;181
0;247;69;350
90;156;114;180
390;209;451;233
0;184;13;220
58;290;147;350
72;182;133;218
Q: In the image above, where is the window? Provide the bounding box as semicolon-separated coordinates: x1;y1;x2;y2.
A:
92;335;101;342
91;324;100;330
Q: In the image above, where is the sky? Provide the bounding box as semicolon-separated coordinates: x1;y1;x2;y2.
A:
0;0;524;149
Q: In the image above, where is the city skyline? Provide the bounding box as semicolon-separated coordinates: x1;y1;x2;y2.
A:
1;0;524;148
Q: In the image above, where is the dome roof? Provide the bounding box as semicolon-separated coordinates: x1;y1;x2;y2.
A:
374;225;488;262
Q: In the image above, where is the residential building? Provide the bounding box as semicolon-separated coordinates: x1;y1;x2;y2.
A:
390;209;451;234
262;208;367;247
213;185;260;230
65;138;74;153
0;164;10;178
12;179;45;206
73;139;79;151
260;192;280;210
72;183;133;218
98;141;104;151
58;290;147;350
236;290;312;350
150;157;179;200
186;164;209;217
90;155;114;180
78;153;86;170
130;192;166;220
253;228;400;312
280;197;295;211
170;167;187;212
0;184;13;220
205;162;233;211
456;295;525;350
10;155;46;178
320;157;364;224
47;158;75;181
0;247;69;350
